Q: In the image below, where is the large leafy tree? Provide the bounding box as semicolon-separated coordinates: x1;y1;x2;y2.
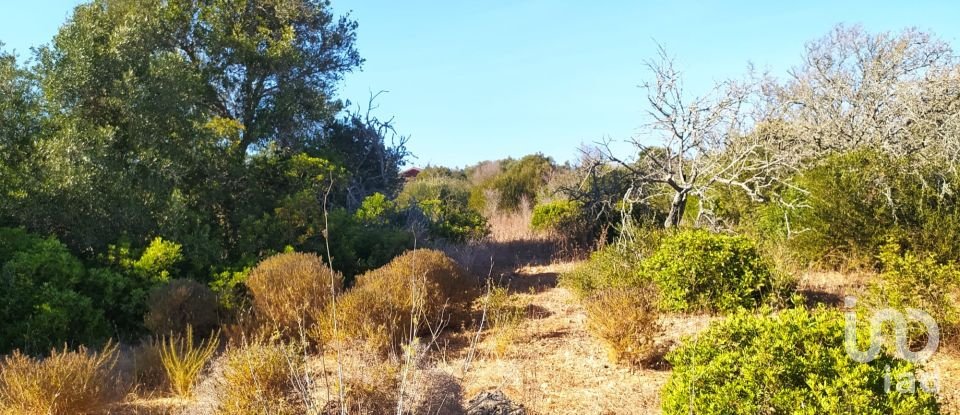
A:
19;0;365;259
0;46;42;227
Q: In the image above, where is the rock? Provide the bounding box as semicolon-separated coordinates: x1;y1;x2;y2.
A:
465;390;525;415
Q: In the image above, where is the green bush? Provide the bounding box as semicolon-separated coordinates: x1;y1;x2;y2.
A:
559;242;646;298
326;207;414;279
643;229;791;312
489;154;554;211
397;176;489;242
868;242;960;349
759;150;960;268
531;200;584;235
0;230;109;354
662;308;940;414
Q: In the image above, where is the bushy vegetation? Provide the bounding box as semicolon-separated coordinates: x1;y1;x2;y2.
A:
559;242;646;298
758;150;960;268
330;249;477;355
585;286;661;367
643;229;792;312
158;326;220;398
531;199;584;236
144;279;220;337
214;341;306;415
867;242;960;349
246;252;343;341
397;176;489;242
662;308;940;414
0;342;122;415
562;229;789;312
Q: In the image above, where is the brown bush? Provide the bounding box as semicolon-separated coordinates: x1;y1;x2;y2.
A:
131;338;166;393
326;249;477;355
213;341;305;415
584;286;661;367
145;279;219;336
246;252;342;339
319;346;402;414
0;342;122;415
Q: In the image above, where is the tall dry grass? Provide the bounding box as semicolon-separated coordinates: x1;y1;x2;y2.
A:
212;340;307;415
159;326;220;397
0;342;123;415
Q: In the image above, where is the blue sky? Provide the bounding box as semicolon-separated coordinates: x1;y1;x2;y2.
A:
2;1;959;167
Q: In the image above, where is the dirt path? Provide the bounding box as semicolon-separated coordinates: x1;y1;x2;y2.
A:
440;262;714;414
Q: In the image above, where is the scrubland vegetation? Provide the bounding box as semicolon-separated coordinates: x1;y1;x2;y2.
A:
2;1;960;414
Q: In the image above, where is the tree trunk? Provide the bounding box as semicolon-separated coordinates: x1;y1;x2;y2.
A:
664;190;688;228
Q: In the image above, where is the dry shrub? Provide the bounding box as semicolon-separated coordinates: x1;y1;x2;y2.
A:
213;341;305;415
131;338;166;393
584;286;661;367
145;279;220;336
160;326;220;397
0;342;122;415
246;252;342;339
320;345;402;414
328;249;477;355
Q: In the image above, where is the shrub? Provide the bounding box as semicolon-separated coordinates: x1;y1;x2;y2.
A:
559;242;646;298
397;176;490;242
326;207;415;280
321;348;402;414
585;286;661;367
132;237;183;281
246;252;342;341
642;229;791;312
144;279;220;336
662;308;940;414
131;338;166;392
761;150;960;268
531;199;585;238
214;341;305;415
0;342;122;415
330;249;477;355
159;326;220;397
0;232;109;354
489;154;554;211
869;242;960;349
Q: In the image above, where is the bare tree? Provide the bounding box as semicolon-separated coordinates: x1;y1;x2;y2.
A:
769;25;959;160
603;46;792;228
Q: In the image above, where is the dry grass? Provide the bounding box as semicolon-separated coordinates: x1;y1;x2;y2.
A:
211;340;306;415
0;342;123;415
483;285;530;356
145;279;220;336
246;252;343;341
584;286;661;368
159;326;220;397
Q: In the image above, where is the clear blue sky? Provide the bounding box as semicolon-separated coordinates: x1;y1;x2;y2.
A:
2;1;959;167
